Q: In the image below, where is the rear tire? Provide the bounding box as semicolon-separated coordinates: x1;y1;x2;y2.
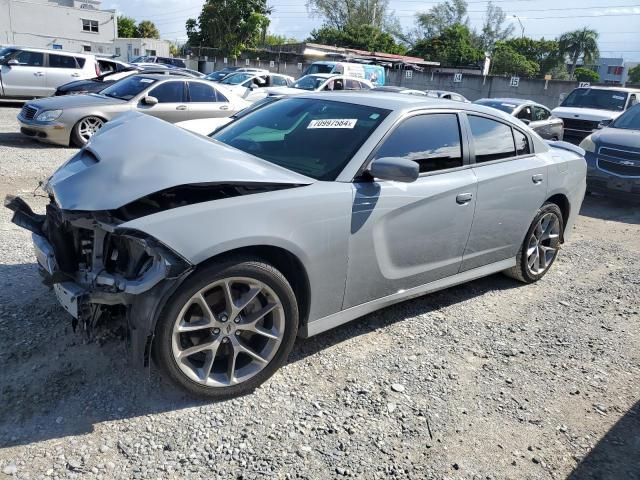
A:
504;202;563;284
154;258;299;399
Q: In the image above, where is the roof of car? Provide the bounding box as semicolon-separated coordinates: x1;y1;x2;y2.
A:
476;97;534;106
5;46;95;56
577;86;640;92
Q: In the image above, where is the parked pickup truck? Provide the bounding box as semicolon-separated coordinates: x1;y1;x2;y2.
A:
552;86;640;144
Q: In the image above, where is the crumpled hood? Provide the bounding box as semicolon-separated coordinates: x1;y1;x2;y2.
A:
47;112;315;211
592;127;640;151
551;106;624;122
29;92;124;110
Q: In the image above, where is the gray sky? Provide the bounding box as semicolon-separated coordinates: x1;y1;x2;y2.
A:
102;0;640;61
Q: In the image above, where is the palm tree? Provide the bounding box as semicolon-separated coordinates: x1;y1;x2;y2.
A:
558;28;599;79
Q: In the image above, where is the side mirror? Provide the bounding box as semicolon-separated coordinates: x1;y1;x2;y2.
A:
142;96;158;106
6;59;19;66
368;157;419;183
598;119;612;129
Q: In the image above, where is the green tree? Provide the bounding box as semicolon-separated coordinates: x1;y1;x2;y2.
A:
628;64;640;83
477;1;513;52
136;20;160;39
117;15;137;38
501;37;562;76
490;42;539;77
186;0;271;57
262;33;298;46
169;44;180;57
574;67;599;83
308;24;406;54
415;0;468;40
558;28;599;79
409;24;483;66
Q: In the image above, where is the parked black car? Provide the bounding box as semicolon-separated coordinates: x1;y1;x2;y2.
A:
54;68;204;96
474;98;564;141
581;104;640;200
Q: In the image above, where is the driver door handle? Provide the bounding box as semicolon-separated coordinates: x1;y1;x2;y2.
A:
176;105;187;111
456;193;473;204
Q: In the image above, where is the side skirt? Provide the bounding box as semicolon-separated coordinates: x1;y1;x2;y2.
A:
300;258;515;337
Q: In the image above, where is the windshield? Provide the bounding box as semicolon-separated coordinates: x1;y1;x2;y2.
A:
611;104;640;130
212;97;390;180
561;88;628;111
474;99;518;114
221;73;254;85
292;75;326;91
206;71;231;81
0;47;19;60
306;64;335;75
99;75;157;100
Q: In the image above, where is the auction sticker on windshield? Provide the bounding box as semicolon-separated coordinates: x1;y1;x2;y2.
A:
308;119;357;129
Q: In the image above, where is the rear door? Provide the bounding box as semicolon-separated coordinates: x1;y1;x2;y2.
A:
46;53;84;94
1;50;47;97
185;81;232;119
137;80;187;122
460;114;548;271
344;112;478;308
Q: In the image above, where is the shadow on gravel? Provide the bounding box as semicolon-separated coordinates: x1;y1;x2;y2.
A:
0;132;67;150
0;261;520;449
567;400;640;480
580;194;640;225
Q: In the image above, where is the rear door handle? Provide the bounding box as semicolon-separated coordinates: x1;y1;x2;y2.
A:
456;193;473;204
532;174;544;184
220;105;229;110
176;105;187;111
71;73;80;77
34;72;44;77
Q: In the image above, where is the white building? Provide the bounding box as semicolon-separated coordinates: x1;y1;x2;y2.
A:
113;38;171;62
0;0;117;54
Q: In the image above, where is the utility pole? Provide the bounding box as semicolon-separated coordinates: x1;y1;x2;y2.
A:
513;15;525;39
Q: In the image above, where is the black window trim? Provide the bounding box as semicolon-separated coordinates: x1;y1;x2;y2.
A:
461;112;535;167
356;109;472;181
147;80;188;103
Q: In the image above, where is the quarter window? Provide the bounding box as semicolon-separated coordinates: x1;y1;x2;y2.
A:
14;51;44;66
149;81;185;103
188;82;218;102
513;130;530;156
374;114;463;173
49;54;77;69
82;19;99;33
469;116;516;163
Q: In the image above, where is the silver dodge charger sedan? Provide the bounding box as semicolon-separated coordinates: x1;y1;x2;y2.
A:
17;74;249;146
7;93;587;399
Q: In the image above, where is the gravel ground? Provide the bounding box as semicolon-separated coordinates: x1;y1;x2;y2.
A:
0;104;639;480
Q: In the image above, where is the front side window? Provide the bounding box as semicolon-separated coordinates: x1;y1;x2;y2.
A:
49;54;77;69
533;106;551;121
100;76;158;100
14;51;44;66
149;81;185;103
188;82;218;102
221;73;254;85
517;106;533;122
469;116;516;163
345;79;361;90
373;114;463;173
213;98;390;181
82;19;99;33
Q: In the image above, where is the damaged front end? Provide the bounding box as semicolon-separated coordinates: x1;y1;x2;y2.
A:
5;194;194;364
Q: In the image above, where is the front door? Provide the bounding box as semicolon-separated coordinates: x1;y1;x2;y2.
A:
344;112;478;309
461;114;548;271
137;80;187;123
1;50;47;97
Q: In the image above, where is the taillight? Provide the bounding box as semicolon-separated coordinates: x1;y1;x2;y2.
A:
95;62;101;76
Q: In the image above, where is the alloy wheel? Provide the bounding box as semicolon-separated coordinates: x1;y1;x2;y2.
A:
77;116;104;142
171;277;285;387
526;212;560;275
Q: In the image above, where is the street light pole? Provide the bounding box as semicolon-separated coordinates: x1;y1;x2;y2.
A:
513;15;525;39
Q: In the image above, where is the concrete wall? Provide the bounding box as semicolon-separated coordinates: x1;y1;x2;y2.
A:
0;0;116;53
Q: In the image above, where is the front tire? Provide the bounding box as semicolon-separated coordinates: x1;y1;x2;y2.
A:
154;258;298;399
505;202;563;283
71;116;105;146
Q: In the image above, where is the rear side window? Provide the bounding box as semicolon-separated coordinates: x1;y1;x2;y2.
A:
345;79;361;90
150;81;185;103
49;54;78;69
469;116;515;163
14;51;44;66
374;114;463;173
188;82;218;102
533;106;550;121
271;76;288;87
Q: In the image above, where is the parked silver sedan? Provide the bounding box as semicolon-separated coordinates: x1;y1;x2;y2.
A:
474;98;564;141
17;74;249;146
7;93;586;399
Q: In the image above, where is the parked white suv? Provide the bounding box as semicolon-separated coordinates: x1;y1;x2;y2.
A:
0;47;101;99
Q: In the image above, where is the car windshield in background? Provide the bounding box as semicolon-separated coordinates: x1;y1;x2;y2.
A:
475;100;517;114
221;73;253;85
0;47;19;60
212;97;390;180
306;64;334;74
206;72;230;81
292;75;325;91
99;76;157;100
611;104;640;130
561;88;628;111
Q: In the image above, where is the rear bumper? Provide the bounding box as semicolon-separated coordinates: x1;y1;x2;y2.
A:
17;117;71;146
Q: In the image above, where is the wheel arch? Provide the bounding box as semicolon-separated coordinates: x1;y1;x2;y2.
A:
545;193;570;242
